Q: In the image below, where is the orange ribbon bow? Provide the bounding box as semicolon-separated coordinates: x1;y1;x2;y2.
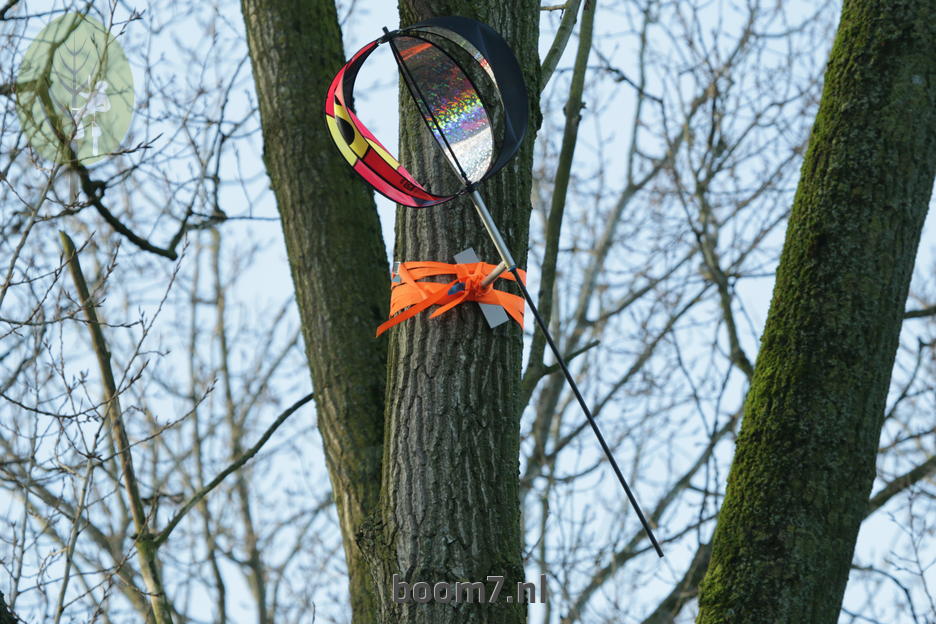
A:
376;261;527;336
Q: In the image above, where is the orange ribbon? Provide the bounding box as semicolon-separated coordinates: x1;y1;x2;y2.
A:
376;261;527;336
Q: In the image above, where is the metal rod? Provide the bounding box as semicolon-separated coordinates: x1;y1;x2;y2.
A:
467;189;664;557
510;266;664;558
469;190;516;271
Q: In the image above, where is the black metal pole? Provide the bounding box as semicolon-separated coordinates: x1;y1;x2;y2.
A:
511;267;664;558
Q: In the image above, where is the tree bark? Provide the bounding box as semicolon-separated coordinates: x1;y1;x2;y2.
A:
696;1;936;622
359;3;540;623
0;592;18;624
240;2;390;621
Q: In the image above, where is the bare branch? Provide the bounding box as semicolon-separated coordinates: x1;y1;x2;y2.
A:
59;231;174;624
153;392;314;548
540;0;584;90
0;0;20;20
637;542;712;624
868;455;936;515
904;304;936;319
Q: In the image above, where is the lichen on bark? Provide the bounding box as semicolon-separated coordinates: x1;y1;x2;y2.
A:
696;1;936;622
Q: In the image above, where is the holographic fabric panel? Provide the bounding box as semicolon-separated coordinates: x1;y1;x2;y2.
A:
410;26;497;85
394;35;493;183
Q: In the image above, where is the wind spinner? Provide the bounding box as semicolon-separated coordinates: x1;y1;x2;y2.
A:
325;16;663;558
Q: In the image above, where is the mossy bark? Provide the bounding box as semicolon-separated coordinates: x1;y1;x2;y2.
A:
241;2;389;622
696;1;936;622
360;3;541;623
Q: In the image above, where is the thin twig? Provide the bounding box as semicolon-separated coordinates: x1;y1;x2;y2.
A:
0;0;20;20
153;392;314;548
59;231;174;624
53;425;104;624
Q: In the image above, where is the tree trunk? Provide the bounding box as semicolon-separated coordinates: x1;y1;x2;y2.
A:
0;592;18;624
240;2;390;621
696;1;936;622
359;3;540;623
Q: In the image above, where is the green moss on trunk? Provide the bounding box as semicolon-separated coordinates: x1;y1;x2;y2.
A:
697;1;936;622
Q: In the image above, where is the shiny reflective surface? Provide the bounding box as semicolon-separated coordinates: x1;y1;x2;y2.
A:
394;35;493;183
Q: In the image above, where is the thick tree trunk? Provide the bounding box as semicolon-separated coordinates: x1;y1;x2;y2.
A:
0;592;17;624
359;3;540;623
240;2;389;621
696;1;936;622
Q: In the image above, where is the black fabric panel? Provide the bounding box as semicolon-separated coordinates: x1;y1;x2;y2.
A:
341;41;379;107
